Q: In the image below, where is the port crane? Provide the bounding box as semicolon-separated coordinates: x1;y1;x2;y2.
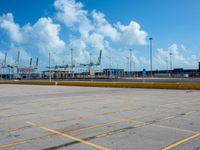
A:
80;50;102;75
0;51;39;79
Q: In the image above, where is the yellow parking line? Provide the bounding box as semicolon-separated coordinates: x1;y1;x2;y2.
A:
152;124;198;134
0;113;152;148
157;115;176;121
124;113;198;134
162;132;200;150
26;121;111;150
0;134;54;148
184;110;196;115
1;111;195;149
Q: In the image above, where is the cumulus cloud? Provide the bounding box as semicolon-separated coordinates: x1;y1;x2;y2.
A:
54;0;147;49
0;13;67;66
0;13;23;43
0;51;4;64
54;0;93;37
92;10;120;41
1;0;197;72
116;21;147;45
30;17;66;61
55;0;87;27
53;0;148;66
155;44;198;69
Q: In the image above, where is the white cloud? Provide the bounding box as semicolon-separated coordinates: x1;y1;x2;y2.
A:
54;0;94;38
87;33;105;50
0;51;4;64
53;0;148;67
92;10;120;41
0;13;67;65
54;0;147;48
168;44;189;67
68;38;89;63
30;17;66;59
116;21;147;45
2;0;197;72
54;0;87;27
155;44;198;69
0;13;23;43
10;45;31;62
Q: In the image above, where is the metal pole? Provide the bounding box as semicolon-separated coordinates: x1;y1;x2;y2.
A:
126;56;129;77
133;61;136;77
166;59;168;71
129;49;132;76
71;48;74;78
149;38;153;77
49;52;51;82
106;56;112;79
169;52;173;76
109;56;111;79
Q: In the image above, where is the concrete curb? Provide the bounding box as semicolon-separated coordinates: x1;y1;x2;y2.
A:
0;81;200;90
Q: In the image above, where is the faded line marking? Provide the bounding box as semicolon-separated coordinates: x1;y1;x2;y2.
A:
0;110;194;148
0;113;151;148
122;112;198;134
162;132;200;150
26;121;111;150
152;124;198;134
0;134;54;148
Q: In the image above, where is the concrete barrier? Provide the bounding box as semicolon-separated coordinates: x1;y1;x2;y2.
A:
0;80;200;90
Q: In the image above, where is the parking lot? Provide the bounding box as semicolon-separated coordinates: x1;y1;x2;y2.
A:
0;84;200;150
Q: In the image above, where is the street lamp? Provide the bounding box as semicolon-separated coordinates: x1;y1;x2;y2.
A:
48;52;52;82
71;48;74;78
129;49;132;76
149;37;153;77
106;56;112;79
133;61;136;77
49;52;55;82
165;59;169;71
169;52;173;76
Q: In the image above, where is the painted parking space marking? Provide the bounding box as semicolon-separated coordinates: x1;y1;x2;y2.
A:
0;110;197;149
162;132;200;150
26;121;111;150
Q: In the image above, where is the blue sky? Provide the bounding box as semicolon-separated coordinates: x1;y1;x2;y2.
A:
0;0;200;71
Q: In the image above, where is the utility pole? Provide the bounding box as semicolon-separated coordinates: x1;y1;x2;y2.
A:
149;37;153;77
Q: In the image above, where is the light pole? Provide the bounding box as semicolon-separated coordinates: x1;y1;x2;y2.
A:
133;61;136;77
165;59;168;71
129;49;132;76
49;52;51;82
109;56;112;79
126;56;129;76
169;52;173;76
71;48;74;78
149;37;153;77
48;52;56;82
106;56;112;79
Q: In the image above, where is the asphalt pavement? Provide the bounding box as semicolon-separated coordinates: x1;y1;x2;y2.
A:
0;84;200;150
